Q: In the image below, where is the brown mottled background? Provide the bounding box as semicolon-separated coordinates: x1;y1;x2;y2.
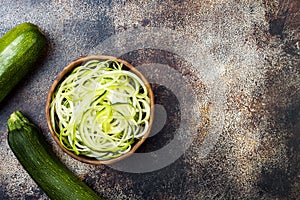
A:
0;0;299;199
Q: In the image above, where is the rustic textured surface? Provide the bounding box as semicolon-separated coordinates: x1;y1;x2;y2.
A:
0;0;299;199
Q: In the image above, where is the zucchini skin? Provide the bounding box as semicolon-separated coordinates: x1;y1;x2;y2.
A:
0;22;47;103
7;111;101;200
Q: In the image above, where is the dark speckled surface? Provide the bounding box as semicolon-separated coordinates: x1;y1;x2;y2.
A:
0;0;299;199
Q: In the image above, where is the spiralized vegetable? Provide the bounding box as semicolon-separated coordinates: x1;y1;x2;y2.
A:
50;59;151;160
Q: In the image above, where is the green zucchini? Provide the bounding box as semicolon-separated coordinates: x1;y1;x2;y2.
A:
0;22;47;103
7;111;101;200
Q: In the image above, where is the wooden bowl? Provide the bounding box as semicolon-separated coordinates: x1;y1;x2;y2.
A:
45;55;154;165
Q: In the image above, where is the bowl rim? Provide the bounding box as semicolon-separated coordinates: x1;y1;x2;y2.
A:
45;55;154;165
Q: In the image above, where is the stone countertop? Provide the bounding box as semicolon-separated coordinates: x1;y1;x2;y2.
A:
0;0;299;199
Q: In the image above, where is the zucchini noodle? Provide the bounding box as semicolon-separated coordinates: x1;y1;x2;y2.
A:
50;59;151;160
